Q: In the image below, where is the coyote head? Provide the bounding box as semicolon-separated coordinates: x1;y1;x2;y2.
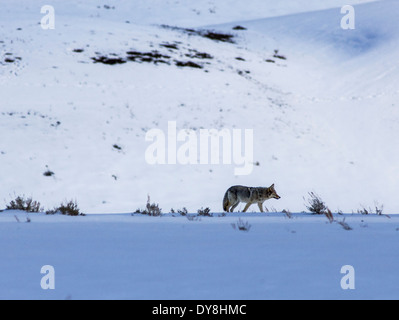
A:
268;184;281;200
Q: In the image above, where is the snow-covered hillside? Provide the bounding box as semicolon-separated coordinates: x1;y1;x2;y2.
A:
1;0;398;215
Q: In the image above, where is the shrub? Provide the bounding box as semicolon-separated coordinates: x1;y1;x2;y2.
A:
43;170;54;177
46;200;83;216
43;165;54;177
273;49;287;60
6;196;42;212
92;56;126;65
375;203;384;215
358;203;384;215
45;208;58;215
58;200;82;216
145;196;161;216
264;206;277;213
175;61;203;69
197;207;212;216
282;209;292;219
177;207;188;216
324;208;334;223
135;196;162;216
202;31;235;43
357;206;370;215
304;192;327;214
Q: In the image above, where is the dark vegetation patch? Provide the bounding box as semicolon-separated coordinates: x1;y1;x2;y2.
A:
98;4;115;9
273;49;287;60
197;207;212;216
160;25;195;33
237;70;250;76
43;169;55;177
177;207;188;216
89;25;236;70
134;196;162;216
185;50;213;59
72;48;84;53
89;25;234;70
2;52;22;64
113;144;122;151
202;31;234;43
232;25;247;30
51;121;61;127
92;48;211;69
1;110;60;128
43;164;55;177
126;50;171;64
304;192;327;215
91;55;126;65
265;59;275;63
46;200;83;216
160;42;179;50
6;196;42;213
57;200;82;216
175;61;203;69
160;25;236;43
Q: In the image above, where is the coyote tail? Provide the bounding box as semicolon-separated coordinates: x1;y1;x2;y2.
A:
222;190;229;212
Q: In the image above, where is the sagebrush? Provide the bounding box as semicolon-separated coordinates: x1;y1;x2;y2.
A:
6;196;42;213
304;192;327;214
46;200;83;216
197;207;212;216
135;196;162;216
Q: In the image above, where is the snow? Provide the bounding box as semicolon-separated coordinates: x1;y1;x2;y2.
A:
1;210;398;300
1;0;397;214
1;0;398;299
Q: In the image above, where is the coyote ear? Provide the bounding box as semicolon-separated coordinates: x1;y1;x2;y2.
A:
270;183;275;188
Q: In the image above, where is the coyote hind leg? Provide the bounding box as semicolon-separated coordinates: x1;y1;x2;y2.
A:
230;201;240;212
242;202;252;212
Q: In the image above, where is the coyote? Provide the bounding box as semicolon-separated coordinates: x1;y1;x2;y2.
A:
223;184;281;212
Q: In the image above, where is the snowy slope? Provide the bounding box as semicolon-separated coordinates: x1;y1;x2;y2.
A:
0;0;378;28
1;0;398;215
206;0;399;213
